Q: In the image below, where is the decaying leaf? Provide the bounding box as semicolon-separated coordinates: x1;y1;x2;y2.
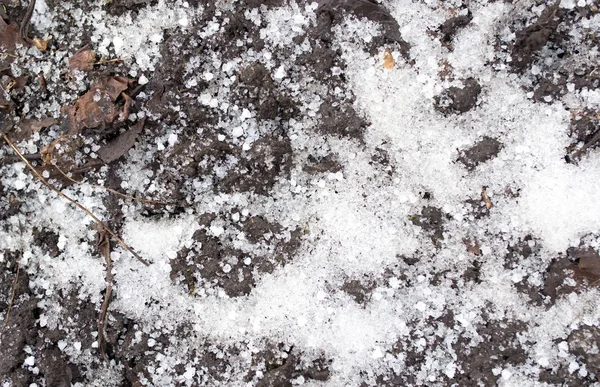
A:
571;247;600;285
11;117;57;143
382;48;395;69
67;76;131;131
41;134;83;170
104;76;130;100
42;76;133;167
0;19;22;71
98;119;145;164
33;37;50;52
69;46;97;72
481;187;493;209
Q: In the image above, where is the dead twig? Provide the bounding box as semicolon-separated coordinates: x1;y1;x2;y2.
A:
1;131;149;266
0;52;19;58
4;220;23;323
96;224;113;361
52;162;173;206
570;130;600;162
95;57;125;65
19;0;36;45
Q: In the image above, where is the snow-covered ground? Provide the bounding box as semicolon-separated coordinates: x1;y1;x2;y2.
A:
1;0;600;386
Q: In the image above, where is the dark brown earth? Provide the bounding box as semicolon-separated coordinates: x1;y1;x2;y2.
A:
1;0;600;386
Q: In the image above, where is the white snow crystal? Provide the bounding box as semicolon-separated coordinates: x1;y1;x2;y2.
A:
274;65;286;80
210;225;224;237
13;179;26;190
232;127;244;138
372;347;384;359
184;367;196;380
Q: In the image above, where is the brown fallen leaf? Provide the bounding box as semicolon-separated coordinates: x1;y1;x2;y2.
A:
69;45;97;72
481;187;493;209
0;19;22;71
383;48;395;69
69;76;131;130
105;76;132;100
571;247;600;285
40;134;83;170
43;76;134;169
11;117;57;143
98;119;145;164
32;37;50;52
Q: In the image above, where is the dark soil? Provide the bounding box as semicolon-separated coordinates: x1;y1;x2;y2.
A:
458;136;503;171
1;0;599;386
434;78;482;115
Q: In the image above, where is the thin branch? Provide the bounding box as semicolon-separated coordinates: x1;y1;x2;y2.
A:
97;226;113;361
570;130;600;162
95;57;125;65
52;162;173;206
1;132;149;266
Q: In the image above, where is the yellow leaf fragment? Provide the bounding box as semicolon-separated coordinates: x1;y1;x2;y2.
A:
383;49;395;69
33;37;49;52
481;187;493;209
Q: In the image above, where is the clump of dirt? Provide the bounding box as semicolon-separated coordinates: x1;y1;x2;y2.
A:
376;313;453;386
317;95;369;140
540;245;600;306
245;343;331;386
458;136;503;171
317;0;411;58
510;2;565;72
439;13;472;45
461;260;483;284
434;78;482;115
453;320;527;385
410;206;448;246
105;0;159;16
0;270;83;387
171;213;303;297
341;278;375;304
302;153;342;174
566;109;600;163
538;328;598;385
235;63;297;122
497;1;600;113
568;325;600;378
463;197;491;219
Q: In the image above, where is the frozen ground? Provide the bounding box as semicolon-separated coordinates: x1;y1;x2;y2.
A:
1;0;600;386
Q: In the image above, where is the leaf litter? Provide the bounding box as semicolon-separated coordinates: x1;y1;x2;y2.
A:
0;0;600;386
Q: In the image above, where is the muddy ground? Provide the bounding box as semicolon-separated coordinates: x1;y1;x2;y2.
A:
1;0;600;386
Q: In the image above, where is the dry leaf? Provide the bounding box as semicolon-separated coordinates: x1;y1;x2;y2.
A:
571;247;600;285
45;76;133;167
41;134;83;170
481;187;493;209
68;76;130;130
383;49;395;69
33;37;50;52
69;46;97;71
98;119;145;164
0;19;22;71
104;76;131;101
12;117;57;142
